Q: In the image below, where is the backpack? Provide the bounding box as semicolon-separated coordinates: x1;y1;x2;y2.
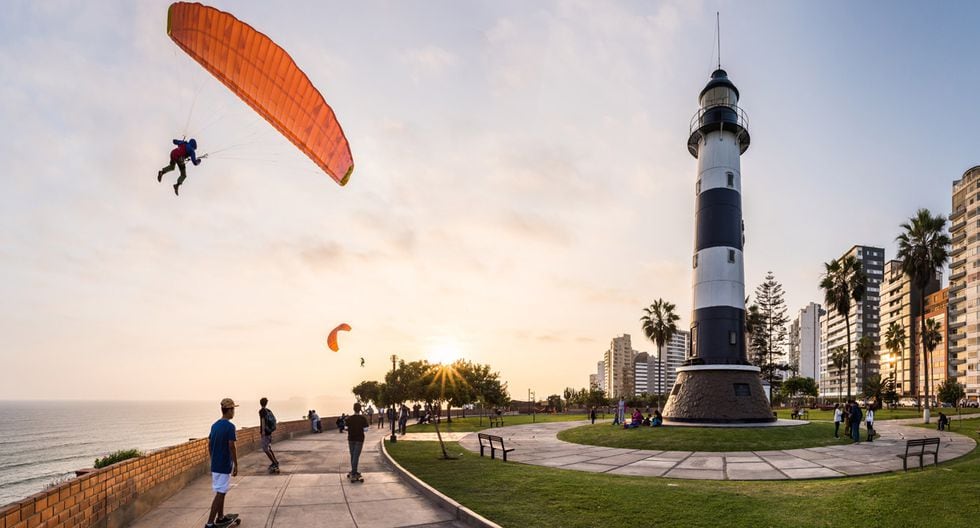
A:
263;409;278;432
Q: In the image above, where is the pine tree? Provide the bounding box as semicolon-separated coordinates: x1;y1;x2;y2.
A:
753;271;790;402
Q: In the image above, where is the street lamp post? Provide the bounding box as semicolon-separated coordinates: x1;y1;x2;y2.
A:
390;354;398;444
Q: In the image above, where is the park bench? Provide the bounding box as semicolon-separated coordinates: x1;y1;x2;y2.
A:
896;437;940;471
489;415;505;428
477;433;514;461
791;410;809;420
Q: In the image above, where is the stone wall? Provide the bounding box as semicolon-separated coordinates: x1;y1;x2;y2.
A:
0;417;327;528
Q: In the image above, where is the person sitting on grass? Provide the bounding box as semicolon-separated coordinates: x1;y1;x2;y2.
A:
625;408;643;429
652;409;663;427
642;413;652;427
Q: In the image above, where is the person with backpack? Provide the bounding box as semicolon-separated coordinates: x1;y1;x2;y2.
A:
345;402;370;481
258;398;279;473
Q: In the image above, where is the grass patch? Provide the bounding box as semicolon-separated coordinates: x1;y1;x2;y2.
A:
406;414;584;433
387;440;980;528
906;415;980;433
94;449;142;468
774;407;980;421
557;422;852;451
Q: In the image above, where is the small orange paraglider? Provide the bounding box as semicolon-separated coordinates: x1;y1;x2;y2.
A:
327;323;352;352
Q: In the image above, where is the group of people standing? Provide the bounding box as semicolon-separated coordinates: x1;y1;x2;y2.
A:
833;401;874;442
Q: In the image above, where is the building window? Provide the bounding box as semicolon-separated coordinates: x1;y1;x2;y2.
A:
696;180;701;194
693;254;698;268
729;330;737;345
728;249;736;263
727;172;734;187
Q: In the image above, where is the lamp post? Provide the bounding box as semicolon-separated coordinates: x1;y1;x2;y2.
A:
389;354;398;444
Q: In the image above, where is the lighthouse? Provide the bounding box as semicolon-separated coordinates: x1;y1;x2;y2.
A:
661;68;775;423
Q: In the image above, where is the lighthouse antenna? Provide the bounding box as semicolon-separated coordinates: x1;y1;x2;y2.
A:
717;12;721;69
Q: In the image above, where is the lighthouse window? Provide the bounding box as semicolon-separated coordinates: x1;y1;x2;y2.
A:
726;172;734;187
729;331;737;345
728;249;736;263
696;180;701;194
693;254;698;268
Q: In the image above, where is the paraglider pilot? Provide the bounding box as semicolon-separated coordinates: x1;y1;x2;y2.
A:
158;138;202;195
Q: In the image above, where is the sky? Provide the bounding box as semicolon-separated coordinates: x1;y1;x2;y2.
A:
2;1;979;405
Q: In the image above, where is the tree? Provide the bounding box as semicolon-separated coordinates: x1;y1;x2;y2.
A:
546;394;563;412
752;272;790;402
780;376;818;406
855;336;876;396
883;322;907;395
820;255;867;401
830;346;848;403
864;374;894;408
352;381;381;406
937;379;966;407
640;299;680;411
465;362;509;424
896;208;950;422
585;387;608;409
921;318;943;407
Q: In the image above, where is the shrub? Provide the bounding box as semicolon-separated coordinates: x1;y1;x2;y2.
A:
94;449;142;469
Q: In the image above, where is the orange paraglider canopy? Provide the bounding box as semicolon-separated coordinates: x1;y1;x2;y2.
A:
327;323;352;352
167;2;354;185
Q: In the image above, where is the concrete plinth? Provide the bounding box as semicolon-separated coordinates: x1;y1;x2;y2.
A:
663;365;775;423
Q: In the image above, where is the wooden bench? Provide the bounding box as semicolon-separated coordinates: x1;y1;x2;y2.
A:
489;415;505;428
477;433;514;461
896;438;940;471
790;410;809;420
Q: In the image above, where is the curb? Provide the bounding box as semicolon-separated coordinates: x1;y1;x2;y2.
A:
380;437;503;528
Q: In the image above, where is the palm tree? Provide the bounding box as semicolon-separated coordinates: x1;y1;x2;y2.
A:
856;336;876;397
883;322;907;395
896;208;950;421
831;346;847;403
820;256;867;401
921;318;943;408
640;299;680;411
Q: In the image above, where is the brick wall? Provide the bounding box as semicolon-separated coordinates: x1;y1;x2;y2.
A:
0;418;323;528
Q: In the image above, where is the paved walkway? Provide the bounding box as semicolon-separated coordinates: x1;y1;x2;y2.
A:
456;420;976;480
129;427;465;528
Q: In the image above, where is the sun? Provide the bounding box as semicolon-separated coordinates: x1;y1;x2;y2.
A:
427;338;463;365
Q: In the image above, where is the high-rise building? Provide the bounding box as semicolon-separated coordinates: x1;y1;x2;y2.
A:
595;361;606;392
915;288;950;405
950;166;980;404
633;330;690;396
603;335;636;399
819;245;885;400
878;259;940;398
789;302;824;381
589;374;598;389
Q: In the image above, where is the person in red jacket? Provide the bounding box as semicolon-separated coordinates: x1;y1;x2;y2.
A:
158;138;203;196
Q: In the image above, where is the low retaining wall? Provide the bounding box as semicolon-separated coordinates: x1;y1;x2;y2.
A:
0;417;328;528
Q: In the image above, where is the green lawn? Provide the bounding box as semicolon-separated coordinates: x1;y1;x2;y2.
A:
386;440;980;528
406;414;586;433
906;414;980;433
557;422;852;451
774;407;980;421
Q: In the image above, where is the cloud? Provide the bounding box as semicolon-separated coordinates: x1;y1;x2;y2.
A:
399;45;458;82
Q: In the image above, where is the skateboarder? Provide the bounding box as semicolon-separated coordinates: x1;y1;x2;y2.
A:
346;402;370;481
206;398;239;528
259;397;280;473
158;138;203;196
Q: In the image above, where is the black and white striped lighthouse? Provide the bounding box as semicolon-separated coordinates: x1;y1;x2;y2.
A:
662;68;775;423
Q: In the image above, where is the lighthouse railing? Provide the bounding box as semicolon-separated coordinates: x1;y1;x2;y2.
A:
689;103;749;136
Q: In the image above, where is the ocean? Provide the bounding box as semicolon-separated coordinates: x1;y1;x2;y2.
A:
0;399;351;506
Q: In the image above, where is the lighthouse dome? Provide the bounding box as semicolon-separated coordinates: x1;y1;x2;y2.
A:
699;68;740;106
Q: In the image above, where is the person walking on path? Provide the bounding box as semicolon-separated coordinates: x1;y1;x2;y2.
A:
377;407;386;429
850;400;863;443
589;406;597;425
345;402;369;480
258;398;280;473
398;404;409;435
366;405;374;425
865;404;875;442
833;403;842;438
205;398;238;528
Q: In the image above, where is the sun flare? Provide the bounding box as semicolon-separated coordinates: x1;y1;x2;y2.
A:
427;338;463;365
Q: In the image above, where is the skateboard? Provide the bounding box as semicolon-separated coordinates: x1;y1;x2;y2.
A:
216;513;241;527
346;472;363;483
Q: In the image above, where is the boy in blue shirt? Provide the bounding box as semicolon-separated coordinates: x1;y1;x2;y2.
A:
206;398;239;528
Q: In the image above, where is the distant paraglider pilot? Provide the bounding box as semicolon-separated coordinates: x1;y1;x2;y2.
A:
158;138;202;195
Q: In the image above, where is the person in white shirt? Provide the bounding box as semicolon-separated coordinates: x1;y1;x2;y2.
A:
833;403;842;439
865;405;875;442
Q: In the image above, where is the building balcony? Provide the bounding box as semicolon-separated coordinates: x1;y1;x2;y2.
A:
950;320;967;330
951;219;967;232
950;282;967;294
950;270;967;282
949;294;967;307
688;103;750;157
951;258;967;270
951;244;967;257
950;345;967;354
951;207;966;221
952;231;967;245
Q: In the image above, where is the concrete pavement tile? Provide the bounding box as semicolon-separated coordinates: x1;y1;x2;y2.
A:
606;465;671;477
349;497;454;528
235;475;290;489
228;487;282;508
272;504;356;528
664;468;725;480
724;455;763;463
343;471;404;484
763;457;821;469
157;485;221;509
343;481;418;502
127;507;206;528
279;485;347;506
561;462;615;473
781;467;843;479
630;459;679;469
653;451;692;459
288;474;342;487
676;457;724;470
534;455;601;467
587;453;653;466
726;466;788;481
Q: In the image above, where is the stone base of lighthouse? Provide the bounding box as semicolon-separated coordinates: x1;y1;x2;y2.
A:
663;365;775;423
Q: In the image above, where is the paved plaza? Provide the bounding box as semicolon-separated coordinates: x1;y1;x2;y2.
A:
454;419;977;480
129;427;465;528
